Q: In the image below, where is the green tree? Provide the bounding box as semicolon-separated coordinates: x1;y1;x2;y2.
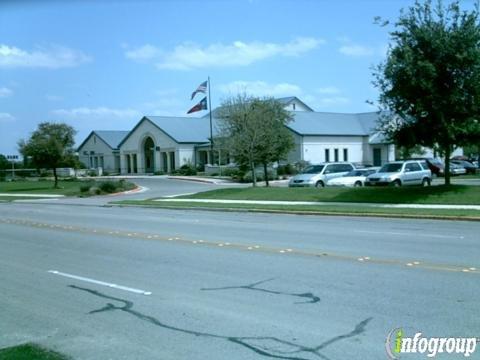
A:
252;98;294;186
18;122;76;188
217;95;294;187
0;154;9;170
373;0;480;185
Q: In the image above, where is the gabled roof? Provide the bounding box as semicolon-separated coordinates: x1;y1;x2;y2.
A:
146;116;213;143
276;96;314;111
287;111;386;136
118;116;213;147
77;130;129;151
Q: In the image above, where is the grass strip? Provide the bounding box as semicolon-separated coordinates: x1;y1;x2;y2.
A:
111;200;480;221
0;343;70;360
177;185;480;205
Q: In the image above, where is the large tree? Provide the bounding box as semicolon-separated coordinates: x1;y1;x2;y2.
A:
18;122;76;188
216;94;294;187
373;0;480;185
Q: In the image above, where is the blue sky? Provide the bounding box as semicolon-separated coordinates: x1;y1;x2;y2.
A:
0;0;470;154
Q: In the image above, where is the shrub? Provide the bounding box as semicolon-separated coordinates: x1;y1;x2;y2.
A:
241;170;278;183
88;186;101;195
99;181;118;193
277;164;297;175
175;164;197;176
154;170;164;175
80;183;92;193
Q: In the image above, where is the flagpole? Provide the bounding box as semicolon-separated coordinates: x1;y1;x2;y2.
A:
208;76;214;159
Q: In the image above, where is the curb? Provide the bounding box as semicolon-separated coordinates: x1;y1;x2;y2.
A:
167;176;222;184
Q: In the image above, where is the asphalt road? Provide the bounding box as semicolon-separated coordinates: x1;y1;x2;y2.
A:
0;201;479;359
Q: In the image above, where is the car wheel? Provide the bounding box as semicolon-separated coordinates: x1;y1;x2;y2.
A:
422;178;431;186
354;181;362;187
315;181;325;188
392;180;401;187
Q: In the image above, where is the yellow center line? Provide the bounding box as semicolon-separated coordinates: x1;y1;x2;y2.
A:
1;217;478;275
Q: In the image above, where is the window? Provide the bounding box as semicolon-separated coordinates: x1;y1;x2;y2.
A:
334;148;339;162
406;162;421;172
93;136;96;144
325;149;330;162
343;148;348;161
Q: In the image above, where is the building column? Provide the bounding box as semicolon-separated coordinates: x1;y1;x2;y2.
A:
155;149;161;173
166;152;171;173
130;154;135;174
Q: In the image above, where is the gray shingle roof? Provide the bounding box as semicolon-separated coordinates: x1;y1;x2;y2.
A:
95;131;129;149
77;130;129;151
287;111;385;136
145;116;213;143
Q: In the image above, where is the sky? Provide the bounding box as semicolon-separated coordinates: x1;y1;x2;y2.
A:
0;0;474;155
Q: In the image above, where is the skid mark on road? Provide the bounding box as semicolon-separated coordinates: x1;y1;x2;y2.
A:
1;217;478;275
202;278;320;304
70;284;371;360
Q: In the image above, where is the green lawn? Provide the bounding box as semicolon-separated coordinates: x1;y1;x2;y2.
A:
0;180;84;196
178;185;480;205
0;179;136;197
0;343;70;360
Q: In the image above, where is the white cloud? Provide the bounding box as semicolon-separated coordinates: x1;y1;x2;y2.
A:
339;44;375;57
0;87;13;97
52;107;141;119
126;37;324;70
316;86;341;95
125;44;163;62
218;81;302;97
0;112;15;123
0;44;92;69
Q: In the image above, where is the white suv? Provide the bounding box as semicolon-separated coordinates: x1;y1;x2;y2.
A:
288;162;355;188
365;160;432;186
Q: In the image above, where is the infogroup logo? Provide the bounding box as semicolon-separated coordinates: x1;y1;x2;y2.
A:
385;328;478;359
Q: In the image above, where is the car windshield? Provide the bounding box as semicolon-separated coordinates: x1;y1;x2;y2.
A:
302;165;324;174
379;163;403;173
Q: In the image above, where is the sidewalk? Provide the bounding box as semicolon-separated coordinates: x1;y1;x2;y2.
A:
154;198;480;210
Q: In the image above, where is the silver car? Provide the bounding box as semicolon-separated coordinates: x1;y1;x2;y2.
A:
288;162;355;188
365;160;432;186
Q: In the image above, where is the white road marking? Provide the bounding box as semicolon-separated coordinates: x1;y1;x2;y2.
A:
48;270;151;295
354;230;464;239
162;192;196;198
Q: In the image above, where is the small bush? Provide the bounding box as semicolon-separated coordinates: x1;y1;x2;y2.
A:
99;181;117;193
88;186;101;195
80;183;92;193
175;164;197;176
154;170;164;175
242;170;278;183
277;164;297;175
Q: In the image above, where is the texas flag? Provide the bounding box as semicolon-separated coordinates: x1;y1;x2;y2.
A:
190;80;207;100
187;96;208;114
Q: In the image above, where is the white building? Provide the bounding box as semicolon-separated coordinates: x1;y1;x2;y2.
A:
77;130;129;173
77;97;395;174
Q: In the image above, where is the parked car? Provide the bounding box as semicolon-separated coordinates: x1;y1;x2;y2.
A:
288;162;355;188
410;157;445;176
365;160;432;186
450;160;477;175
449;162;467;176
326;168;379;187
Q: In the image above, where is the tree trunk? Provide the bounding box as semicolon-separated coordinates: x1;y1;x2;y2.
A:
251;160;256;187
444;145;451;186
53;167;58;188
263;163;269;187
